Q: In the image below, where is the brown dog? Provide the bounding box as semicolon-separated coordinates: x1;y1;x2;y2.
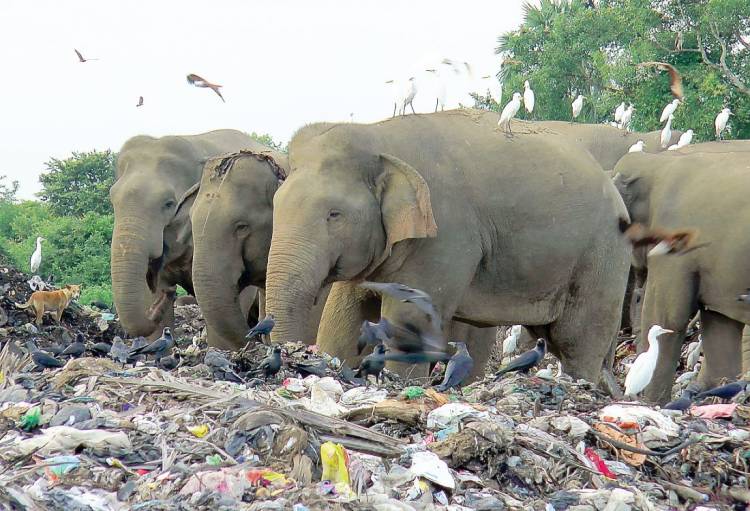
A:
15;284;81;326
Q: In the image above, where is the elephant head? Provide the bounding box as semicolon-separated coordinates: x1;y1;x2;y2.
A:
190;150;288;349
110;130;254;337
266;127;436;341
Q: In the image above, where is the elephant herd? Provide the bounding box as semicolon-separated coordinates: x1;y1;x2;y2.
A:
109;109;750;403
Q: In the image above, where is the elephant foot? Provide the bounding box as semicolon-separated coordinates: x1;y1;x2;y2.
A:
146;288;176;323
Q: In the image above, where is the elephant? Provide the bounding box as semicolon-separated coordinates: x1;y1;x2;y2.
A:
516;120;682;170
188;149;496;367
265;109;631;384
110;129;261;339
612;144;750;402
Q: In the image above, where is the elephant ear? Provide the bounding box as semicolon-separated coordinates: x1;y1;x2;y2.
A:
376;154;438;256
173;182;200;245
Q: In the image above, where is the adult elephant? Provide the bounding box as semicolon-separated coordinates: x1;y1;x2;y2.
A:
189;150;496;368
110;130;260;338
518;120;681;170
265;110;630;384
612;146;750;402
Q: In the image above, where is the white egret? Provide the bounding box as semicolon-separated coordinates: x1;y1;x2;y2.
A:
686;337;702;369
715;107;732;140
660;114;674;148
624;324;674;397
424;68;446;112
628;140;646;153
498;92;523;133
535;363;555;380
523;80;535;114
620;104;634;131
677;129;694;148
614;102;626;123
29;236;44;274
675;362;700;385
401;77;418;116
660;99;680;123
571;94;585;121
667;144;679;151
502;324;522;361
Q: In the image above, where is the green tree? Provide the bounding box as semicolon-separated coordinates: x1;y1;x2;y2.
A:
249;132;287;152
492;0;750;141
37;150;116;217
0;175;19;203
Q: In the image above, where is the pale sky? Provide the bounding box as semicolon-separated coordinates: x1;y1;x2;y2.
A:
0;1;524;199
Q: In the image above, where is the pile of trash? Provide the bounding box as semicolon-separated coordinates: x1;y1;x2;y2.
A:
1;262;750;510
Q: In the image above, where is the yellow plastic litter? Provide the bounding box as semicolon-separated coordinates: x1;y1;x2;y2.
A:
320;441;351;495
188;424;209;438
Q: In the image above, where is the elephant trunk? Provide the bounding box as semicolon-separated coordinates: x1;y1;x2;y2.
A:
111;216;158;336
265;229;328;343
192;247;250;350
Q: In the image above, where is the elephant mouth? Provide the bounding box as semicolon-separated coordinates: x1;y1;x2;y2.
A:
146;287;176;323
238;267;257;290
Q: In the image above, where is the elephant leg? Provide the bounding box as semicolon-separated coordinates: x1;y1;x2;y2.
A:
447;322;495;383
641;270;698;403
743;325;750;376
316;282;380;366
695;308;743;391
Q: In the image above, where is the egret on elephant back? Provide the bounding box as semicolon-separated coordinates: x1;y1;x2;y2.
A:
571;94;584;121
620;104;634;131
628;140;645;153
660;99;680;123
715;107;732;139
498;92;522;133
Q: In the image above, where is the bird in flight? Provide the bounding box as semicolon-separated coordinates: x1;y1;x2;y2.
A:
136;96;144;107
186;73;225;102
618;219;709;256
74;49;98;63
637;61;684;100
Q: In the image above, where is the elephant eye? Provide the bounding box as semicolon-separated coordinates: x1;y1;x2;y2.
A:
164;200;176;210
235;223;250;235
327;210;342;221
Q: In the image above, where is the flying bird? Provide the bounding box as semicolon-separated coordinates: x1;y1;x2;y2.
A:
628;140;645;153
358;281;442;336
660;99;681;123
618;219;708;256
498;92;523;133
637;62;684;99
614;102;626;123
660;114;674;148
186;73;225;102
30;236;44;274
74;49;98;63
129;327;174;361
355;343;386;385
571;95;585;121
494;338;546;379
136;96;144;107
357;319;391;355
624;325;673;397
715;107;732;140
435;341;474;392
523;80;535;114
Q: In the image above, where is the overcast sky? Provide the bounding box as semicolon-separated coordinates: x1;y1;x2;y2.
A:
0;1;524;199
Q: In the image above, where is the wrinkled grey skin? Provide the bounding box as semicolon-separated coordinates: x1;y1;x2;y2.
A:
189;150;329;349
523;120;682;170
613;143;750;403
266;110;630;384
110;130;258;339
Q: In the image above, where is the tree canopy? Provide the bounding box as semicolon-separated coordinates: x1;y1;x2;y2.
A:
491;0;750;141
38;150;116;217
